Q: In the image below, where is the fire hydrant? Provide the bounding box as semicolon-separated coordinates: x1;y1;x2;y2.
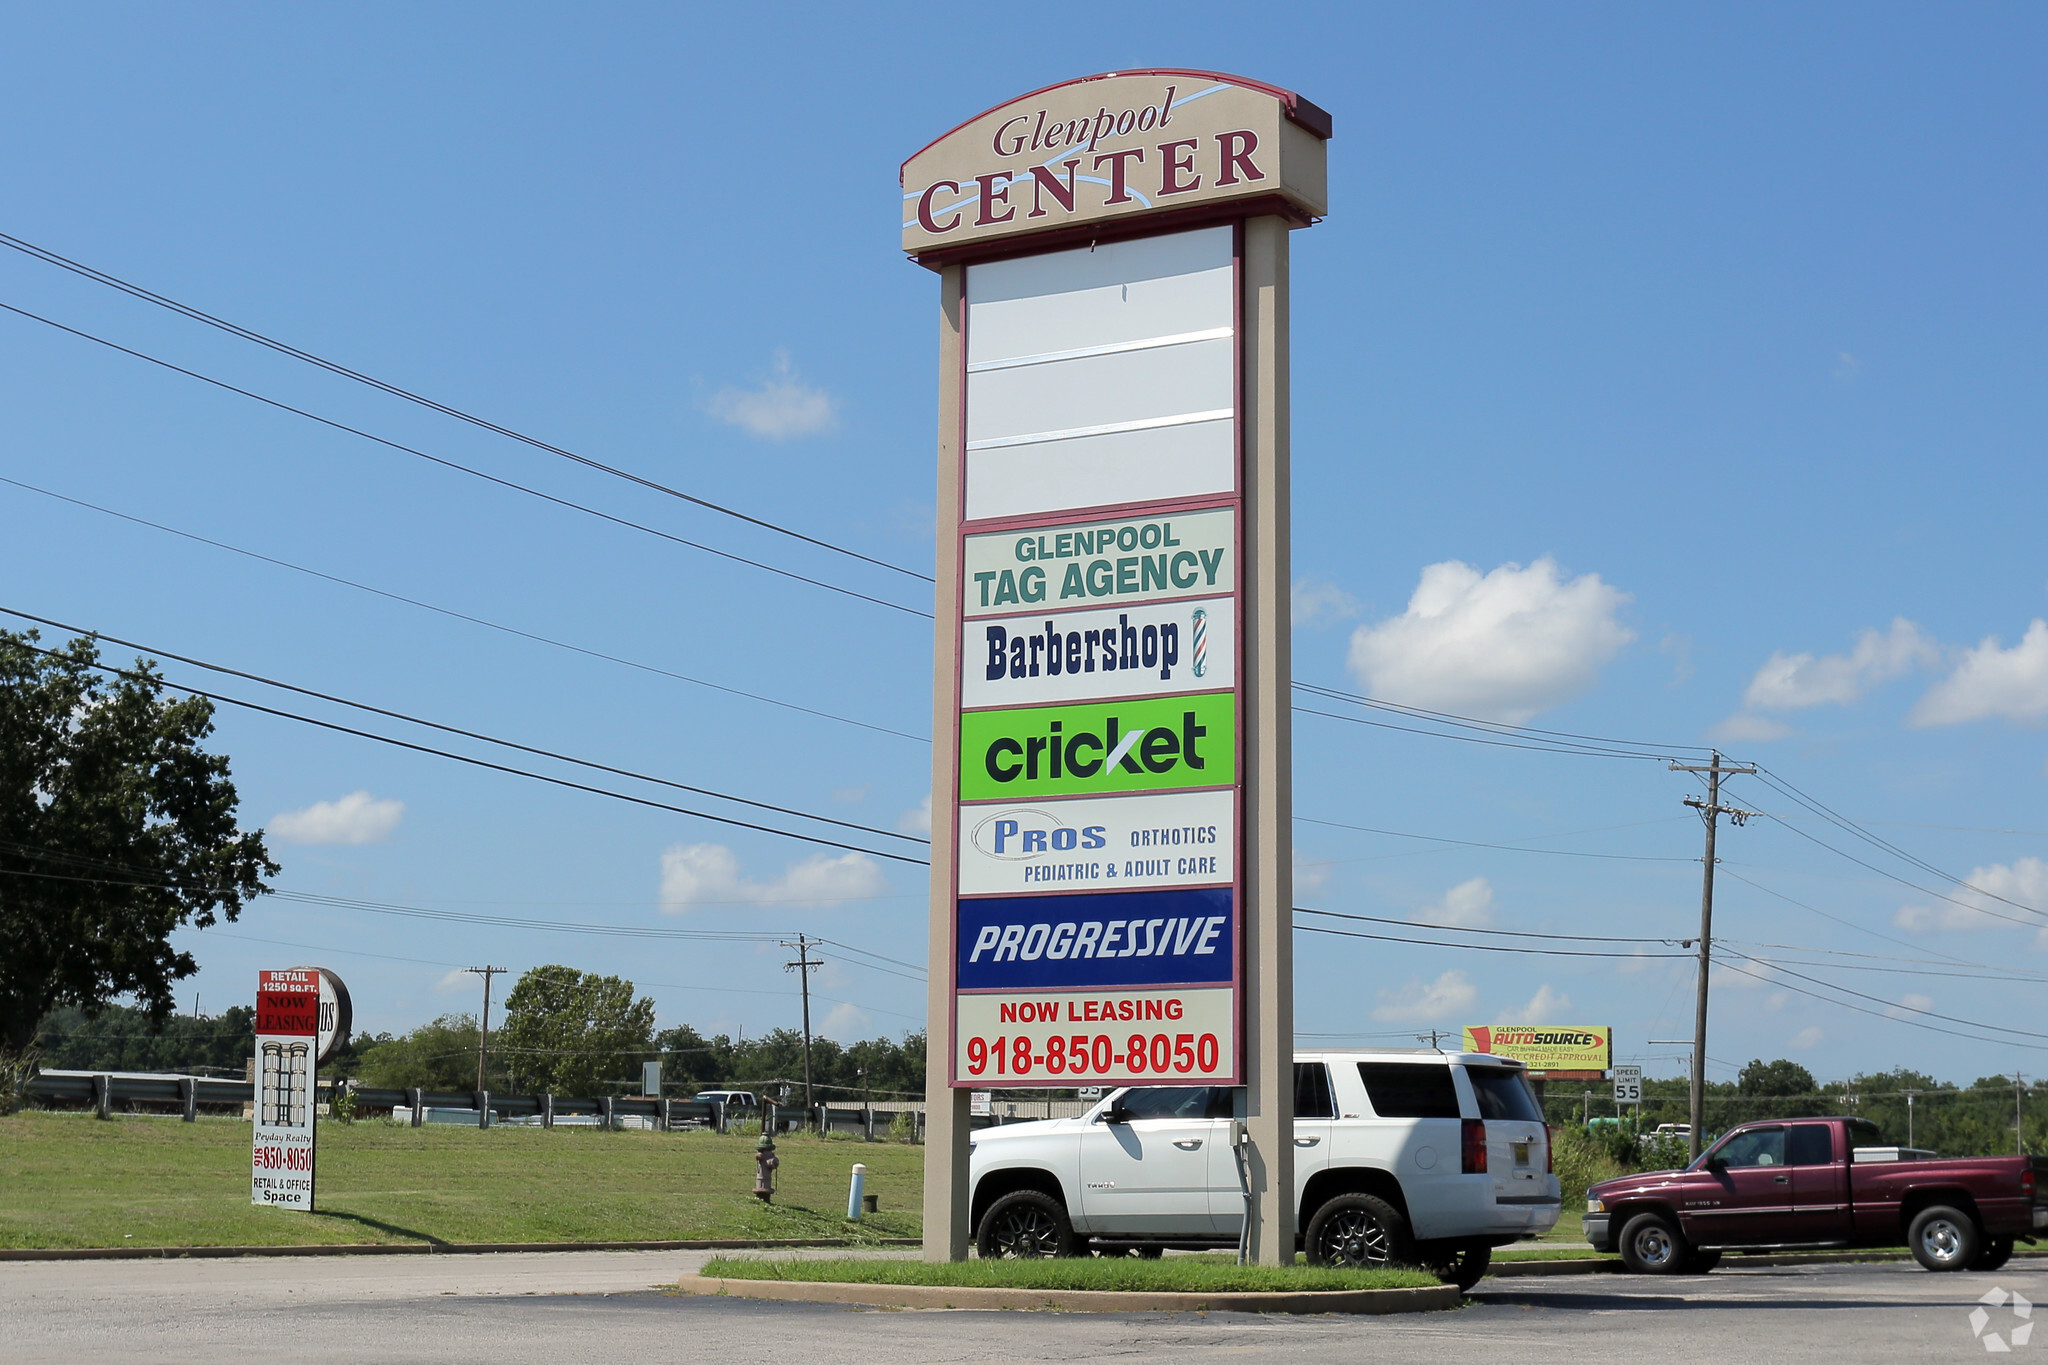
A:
753;1130;780;1203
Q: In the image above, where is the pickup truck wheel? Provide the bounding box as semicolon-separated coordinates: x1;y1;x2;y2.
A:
1424;1245;1491;1291
1304;1193;1412;1268
1617;1212;1689;1275
1970;1236;2014;1272
975;1190;1076;1259
1908;1205;1981;1272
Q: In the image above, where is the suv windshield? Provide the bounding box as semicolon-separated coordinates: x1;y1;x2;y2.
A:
1465;1065;1543;1122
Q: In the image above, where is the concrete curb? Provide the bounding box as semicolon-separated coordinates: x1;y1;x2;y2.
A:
677;1274;1462;1314
0;1237;922;1263
1487;1247;2048;1278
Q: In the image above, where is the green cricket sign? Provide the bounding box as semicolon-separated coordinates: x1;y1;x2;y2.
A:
959;692;1236;801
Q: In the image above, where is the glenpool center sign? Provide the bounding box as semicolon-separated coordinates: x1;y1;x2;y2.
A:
909;69;1328;1264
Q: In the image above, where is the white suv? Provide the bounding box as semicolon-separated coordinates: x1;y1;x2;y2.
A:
967;1049;1560;1287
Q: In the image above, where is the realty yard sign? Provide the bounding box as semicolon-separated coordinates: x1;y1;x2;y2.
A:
251;969;319;1210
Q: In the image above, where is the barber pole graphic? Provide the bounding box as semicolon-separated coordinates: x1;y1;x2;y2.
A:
1191;608;1208;679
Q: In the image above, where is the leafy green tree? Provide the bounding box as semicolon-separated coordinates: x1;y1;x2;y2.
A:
1;631;276;1058
35;1003;255;1075
496;966;655;1095
354;1014;488;1091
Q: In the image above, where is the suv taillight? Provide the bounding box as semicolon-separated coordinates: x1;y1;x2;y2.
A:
1546;1125;1555;1174
1462;1118;1488;1174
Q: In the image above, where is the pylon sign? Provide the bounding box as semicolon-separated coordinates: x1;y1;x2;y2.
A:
910;71;1328;1089
251;968;320;1210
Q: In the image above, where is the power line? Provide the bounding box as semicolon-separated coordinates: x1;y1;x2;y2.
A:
0;230;932;585
1291;680;1712;759
12;639;930;866
1709;954;2048;1055
1294;907;1678;944
1291;702;1673;762
1714;947;2048;1042
1752;767;2048;924
3;609;926;850
1294;814;1694;863
0;300;931;620
1294;921;1692;960
0;475;928;744
1717;866;1996;970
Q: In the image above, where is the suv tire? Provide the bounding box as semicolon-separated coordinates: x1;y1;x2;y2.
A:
1908;1204;1981;1272
1617;1211;1688;1274
1304;1192;1413;1269
975;1189;1076;1259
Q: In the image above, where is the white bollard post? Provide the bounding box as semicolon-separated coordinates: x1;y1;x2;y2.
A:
847;1162;868;1221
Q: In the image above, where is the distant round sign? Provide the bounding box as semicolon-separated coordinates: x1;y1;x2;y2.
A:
291;966;353;1063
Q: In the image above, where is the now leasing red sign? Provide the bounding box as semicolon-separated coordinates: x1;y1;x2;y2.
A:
252;970;319;1211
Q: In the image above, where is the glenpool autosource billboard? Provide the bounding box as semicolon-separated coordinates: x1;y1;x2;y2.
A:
1463;1025;1613;1073
914;72;1329;1089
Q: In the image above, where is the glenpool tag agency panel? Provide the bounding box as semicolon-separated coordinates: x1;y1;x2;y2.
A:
948;224;1244;1088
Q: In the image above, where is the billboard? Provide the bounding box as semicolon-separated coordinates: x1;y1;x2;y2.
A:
1462;1025;1612;1073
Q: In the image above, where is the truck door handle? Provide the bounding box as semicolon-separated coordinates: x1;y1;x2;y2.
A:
1774;1174;1789;1184
1173;1139;1203;1150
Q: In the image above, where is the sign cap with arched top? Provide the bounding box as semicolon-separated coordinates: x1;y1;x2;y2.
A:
901;70;1330;262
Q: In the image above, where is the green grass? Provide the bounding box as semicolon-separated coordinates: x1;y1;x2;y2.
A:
700;1254;1437;1293
0;1111;922;1249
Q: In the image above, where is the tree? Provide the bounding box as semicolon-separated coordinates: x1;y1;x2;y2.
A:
35;1002;255;1075
354;1014;490;1091
495;966;654;1095
1;631;276;1057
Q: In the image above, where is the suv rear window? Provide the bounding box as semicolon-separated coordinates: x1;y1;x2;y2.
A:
1357;1062;1460;1119
1465;1065;1543;1122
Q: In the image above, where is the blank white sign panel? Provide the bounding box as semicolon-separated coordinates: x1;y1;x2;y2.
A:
965;226;1235;522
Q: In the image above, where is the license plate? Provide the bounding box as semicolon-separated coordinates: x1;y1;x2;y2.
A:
1512;1141;1530;1167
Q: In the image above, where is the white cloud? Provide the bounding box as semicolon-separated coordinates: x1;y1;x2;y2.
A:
820;1001;871;1041
1292;577;1360;628
1707;712;1797;742
1911;620;2048;727
703;350;838;440
1419;876;1495;928
1742;618;1939;711
1347;558;1634;724
1766;990;1789;1012
1894;857;2048;939
896;793;932;838
1886;993;1935;1021
1514;984;1572;1021
435;970;473;994
1370;969;1477;1023
1790;1026;1824;1050
1293;852;1330;895
268;790;404;846
659;843;885;913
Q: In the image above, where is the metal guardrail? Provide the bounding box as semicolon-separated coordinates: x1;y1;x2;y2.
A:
25;1071;927;1138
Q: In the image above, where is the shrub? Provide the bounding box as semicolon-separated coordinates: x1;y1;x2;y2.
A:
887;1110;920;1144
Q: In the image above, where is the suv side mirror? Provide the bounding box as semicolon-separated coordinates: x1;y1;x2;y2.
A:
1102;1101;1133;1124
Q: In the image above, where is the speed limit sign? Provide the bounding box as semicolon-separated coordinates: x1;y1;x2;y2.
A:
1612;1065;1642;1105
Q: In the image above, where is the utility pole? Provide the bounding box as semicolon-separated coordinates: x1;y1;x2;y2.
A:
1668;753;1756;1164
1417;1029;1447;1048
782;937;820;1125
464;965;506;1093
2019;1073;2027;1156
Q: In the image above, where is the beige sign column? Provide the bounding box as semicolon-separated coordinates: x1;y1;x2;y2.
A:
1240;215;1295;1263
922;262;972;1260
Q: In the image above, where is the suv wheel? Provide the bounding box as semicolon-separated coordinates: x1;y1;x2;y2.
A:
1617;1211;1688;1275
1909;1205;1981;1272
1304;1192;1413;1268
975;1189;1076;1259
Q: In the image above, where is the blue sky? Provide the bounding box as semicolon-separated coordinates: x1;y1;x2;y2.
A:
2;5;2044;1090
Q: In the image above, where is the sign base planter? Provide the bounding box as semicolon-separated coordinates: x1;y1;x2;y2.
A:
677;1274;1460;1315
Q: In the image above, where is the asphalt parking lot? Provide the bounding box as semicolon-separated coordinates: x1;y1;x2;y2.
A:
4;1251;2039;1363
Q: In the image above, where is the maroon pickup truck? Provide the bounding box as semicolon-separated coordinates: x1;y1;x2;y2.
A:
1584;1116;2047;1273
